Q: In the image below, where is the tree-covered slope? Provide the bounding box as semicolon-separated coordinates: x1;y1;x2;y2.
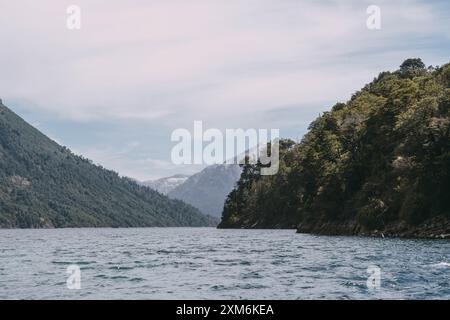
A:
219;59;450;238
0;100;215;228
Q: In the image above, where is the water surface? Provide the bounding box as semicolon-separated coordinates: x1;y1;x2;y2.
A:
0;228;449;299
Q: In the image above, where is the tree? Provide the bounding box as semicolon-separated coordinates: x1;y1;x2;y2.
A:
399;58;426;76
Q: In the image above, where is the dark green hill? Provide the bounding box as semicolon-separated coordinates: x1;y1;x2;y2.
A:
219;59;450;238
0;100;215;228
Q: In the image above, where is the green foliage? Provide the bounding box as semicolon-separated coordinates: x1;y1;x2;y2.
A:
399;58;426;77
0;103;215;228
219;59;450;231
357;198;387;229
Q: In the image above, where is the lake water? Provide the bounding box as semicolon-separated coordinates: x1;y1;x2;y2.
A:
0;228;449;299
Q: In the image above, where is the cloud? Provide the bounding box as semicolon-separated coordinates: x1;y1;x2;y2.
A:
73;142;205;181
1;0;449;124
0;0;449;178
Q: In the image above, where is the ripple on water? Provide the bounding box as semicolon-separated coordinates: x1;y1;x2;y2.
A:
241;269;264;278
108;266;135;271
0;228;449;299
430;262;450;268
51;261;94;265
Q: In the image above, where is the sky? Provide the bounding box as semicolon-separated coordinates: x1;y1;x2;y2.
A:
0;0;449;180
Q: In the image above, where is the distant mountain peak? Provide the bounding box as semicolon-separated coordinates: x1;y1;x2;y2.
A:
140;174;190;195
168;164;242;218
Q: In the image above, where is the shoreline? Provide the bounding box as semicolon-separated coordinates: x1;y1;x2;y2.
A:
297;215;450;239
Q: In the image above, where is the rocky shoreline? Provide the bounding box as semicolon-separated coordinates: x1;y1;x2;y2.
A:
297;216;450;239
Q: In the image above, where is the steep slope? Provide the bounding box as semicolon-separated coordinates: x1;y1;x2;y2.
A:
0;100;215;228
168;164;242;217
219;59;450;238
141;174;190;195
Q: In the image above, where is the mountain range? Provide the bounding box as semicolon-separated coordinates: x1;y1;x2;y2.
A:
0;99;216;228
143;164;242;218
168;164;242;218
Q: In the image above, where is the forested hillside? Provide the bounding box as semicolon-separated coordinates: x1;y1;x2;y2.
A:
0;101;215;228
219;59;450;238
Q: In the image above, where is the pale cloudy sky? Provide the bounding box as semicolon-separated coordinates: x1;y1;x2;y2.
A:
0;0;449;180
